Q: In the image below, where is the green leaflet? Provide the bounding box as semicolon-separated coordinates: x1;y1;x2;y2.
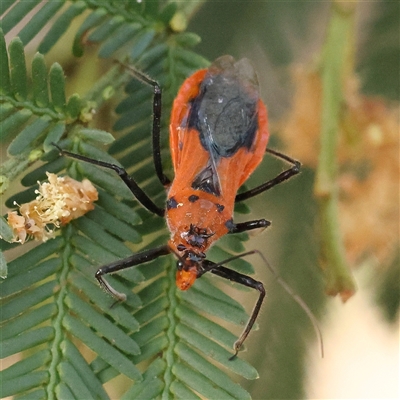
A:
9;37;28;100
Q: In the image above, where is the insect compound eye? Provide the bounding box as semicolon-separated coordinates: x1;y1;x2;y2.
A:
176;244;186;252
177;260;184;271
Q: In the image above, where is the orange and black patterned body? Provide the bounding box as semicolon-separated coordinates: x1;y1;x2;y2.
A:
165;56;269;290
55;56;305;359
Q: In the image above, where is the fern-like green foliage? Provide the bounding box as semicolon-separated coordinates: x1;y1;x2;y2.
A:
1;2;260;399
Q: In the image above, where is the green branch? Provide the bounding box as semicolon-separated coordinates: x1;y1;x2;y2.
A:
314;2;357;301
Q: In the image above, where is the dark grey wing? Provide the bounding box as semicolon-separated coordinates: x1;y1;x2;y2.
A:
187;56;260;196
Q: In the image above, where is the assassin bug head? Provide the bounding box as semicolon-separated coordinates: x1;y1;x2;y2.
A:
170;225;213;291
175;250;205;291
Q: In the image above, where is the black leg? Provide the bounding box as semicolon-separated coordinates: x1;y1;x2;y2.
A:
95;245;170;301
116;61;171;187
235;148;301;203
201;257;265;360
227;218;271;234
53;143;165;217
201;249;324;359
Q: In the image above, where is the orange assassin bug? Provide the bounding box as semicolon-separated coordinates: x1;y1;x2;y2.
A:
55;55;321;359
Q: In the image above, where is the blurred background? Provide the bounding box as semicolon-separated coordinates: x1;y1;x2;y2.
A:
188;2;399;399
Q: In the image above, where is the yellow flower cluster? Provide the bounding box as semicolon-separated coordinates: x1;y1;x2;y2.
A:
7;172;98;243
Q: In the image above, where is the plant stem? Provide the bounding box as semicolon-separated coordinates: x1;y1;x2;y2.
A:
314;1;357;301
